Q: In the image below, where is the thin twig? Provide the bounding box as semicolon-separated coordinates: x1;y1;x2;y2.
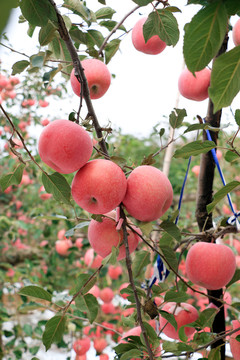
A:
98;5;141;55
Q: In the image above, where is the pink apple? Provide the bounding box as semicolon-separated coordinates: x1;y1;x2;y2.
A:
84;248;103;268
93;338;107;353
159;302;198;340
70;59;111;100
192;165;200;177
88;284;100;298
233;19;240;46
101;303;116;314
132;17;166;55
100;354;109;360
55;239;72;256
39;99;49;107
230;320;240;360
122;165;173;222
108;265;123;280
178;67;211;101
73;338;91;356
71;159;127;214
0;75;8;89
41;119;50;126
75;237;83;249
185;242;236;290
99;287;114;303
88;211;141;260
38;119;93;174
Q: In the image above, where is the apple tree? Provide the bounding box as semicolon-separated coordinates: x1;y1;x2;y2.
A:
1;0;240;359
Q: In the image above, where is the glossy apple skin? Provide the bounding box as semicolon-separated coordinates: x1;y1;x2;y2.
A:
185;242;236;290
71;159;127;214
70;59;111;99
87;211;141;260
230;320;240;360
123;165;173;222
38;119;93;174
159;302;198;340
132;17;166;55
178;67;211;101
233;19;240;46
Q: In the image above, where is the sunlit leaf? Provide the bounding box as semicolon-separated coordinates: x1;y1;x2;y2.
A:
42;315;67;351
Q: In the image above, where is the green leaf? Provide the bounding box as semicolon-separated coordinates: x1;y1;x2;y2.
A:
184;123;221;134
105;38;121;64
74;273;97;295
164;290;190;303
160;245;178;272
42;66;62;86
132;250;150;279
87;29;105;48
159;309;178;331
169;108;187;129
224;151;239;163
63;0;92;24
101;246;119;266
132;0;152;5
165;6;182;13
18;285;52;302
98;0;106;4
208;348;221;360
143;10;179;46
160;220;181;242
64;221;90;237
235;109;240;126
224;0;240;15
208;46;240;113
12;60;30;75
142;321;158;341
173;140;216;159
20;0;57;27
207;180;240;213
95;7;116;19
0;0;18;36
120;349;142;360
191;308;217;329
151;283;169;295
39;21;58;46
99;20;126;32
30;54;44;68
42;172;71;205
42;315;67;351
227;269;240;288
75;293;98;323
184;1;228;72
0;163;25;191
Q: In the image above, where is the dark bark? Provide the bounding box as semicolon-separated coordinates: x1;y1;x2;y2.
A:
195;33;229;360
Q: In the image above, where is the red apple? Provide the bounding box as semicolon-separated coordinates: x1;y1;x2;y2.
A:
101;303;116;314
39;99;49;107
99;354;109;360
73;338;91;356
233;19;240;46
123;165;173;222
192;165;200;177
178;67;211;101
93;338;107;353
108;265;123;280
132;17;166;55
38;119;93;174
71;159;127;214
185;242;236;290
70;59;111;99
55;239;72;256
230;320;240;360
99;287;114;303
41;119;50;126
159;302;198;340
88;211;141;260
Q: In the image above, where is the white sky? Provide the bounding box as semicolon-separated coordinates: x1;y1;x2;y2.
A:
1;1;240;138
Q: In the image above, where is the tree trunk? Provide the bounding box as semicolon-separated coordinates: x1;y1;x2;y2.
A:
195;33;229;360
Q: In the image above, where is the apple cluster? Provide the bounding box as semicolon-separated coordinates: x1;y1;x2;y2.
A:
38;119;173;260
0;73;20;102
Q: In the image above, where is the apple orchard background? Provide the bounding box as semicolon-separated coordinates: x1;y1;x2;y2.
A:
1;1;240;360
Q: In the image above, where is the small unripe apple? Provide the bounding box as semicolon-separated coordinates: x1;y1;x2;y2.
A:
123;165;173;222
38;119;93;174
88;210;141;260
159;302;198;340
70;59;111;99
178;67;211;101
71;159;127;214
132;17;166;55
185;242;236;290
233;19;240;46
